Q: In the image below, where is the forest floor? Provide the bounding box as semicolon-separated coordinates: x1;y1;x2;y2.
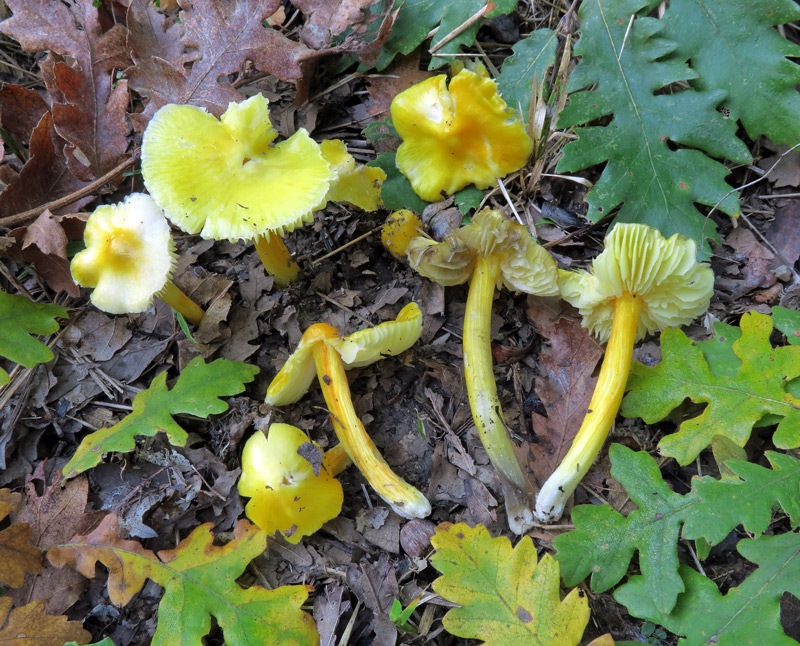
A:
1;1;800;644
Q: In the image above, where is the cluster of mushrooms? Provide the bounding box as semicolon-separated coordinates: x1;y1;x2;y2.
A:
69;66;714;540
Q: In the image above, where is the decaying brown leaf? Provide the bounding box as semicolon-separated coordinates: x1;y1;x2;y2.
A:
0;489;42;589
9;465;101;615
525;296;604;490
0;597;90;646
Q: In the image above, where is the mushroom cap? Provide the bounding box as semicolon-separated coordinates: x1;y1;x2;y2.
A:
381;209;424;260
238;423;343;544
458;209;559;295
331;302;423;367
407;235;476;286
266;304;424;404
559;223;715;342
319;139;386;212
391;69;533;202
408;209;559;295
141;94;334;242
70;193;176;314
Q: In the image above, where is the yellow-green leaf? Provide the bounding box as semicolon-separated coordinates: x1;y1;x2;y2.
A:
48;515;318;646
63;357;259;478
0;290;67;385
430;523;590;645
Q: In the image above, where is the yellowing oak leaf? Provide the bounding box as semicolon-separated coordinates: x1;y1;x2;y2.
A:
430;523;590;645
48;515;318;646
0;597;90;646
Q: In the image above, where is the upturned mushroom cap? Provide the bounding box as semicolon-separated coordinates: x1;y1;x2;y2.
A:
391;68;533;201
238;423;343;544
141;94;334;242
70;193;176;314
406;235;476;286
266;303;424;405
408;209;559;295
319;139;386;212
559;223;714;342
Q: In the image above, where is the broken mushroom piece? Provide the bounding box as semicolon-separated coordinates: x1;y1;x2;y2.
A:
534;223;714;523
391;68;533;202
238;423;350;544
265;303;431;519
319;139;386;213
70;193;205;325
141;94;334;287
408;209;559;533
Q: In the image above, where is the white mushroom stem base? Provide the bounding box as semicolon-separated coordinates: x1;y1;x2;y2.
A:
464;255;536;534
535;292;642;523
158;281;205;326
255;233;300;287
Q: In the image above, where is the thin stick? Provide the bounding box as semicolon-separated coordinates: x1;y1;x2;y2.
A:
309;224;382;265
0;154;139;229
429;3;493;54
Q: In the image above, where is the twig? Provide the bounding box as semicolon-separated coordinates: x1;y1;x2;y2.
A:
0;154;139;229
309;224;382;265
428;3;494;54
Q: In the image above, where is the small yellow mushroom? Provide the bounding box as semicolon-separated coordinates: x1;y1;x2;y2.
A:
391;68;533;201
408;209;559;533
266;303;431;519
70;193;204;325
534;223;714;523
238;423;350;543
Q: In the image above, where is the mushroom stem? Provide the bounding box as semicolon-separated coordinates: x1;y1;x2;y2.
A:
311;324;432;519
254;232;300;287
322;443;353;476
158;281;205;326
464;254;535;534
535;292;642;523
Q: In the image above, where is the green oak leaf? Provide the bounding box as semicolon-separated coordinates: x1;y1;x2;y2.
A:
0;290;67;385
622;310;800;464
62;357;259;478
556;0;751;256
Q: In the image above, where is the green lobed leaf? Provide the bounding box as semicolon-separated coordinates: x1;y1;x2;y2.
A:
49;517;318;646
496;29;558;126
375;0;518;71
431;523;590;645
682;451;800;544
622;310;800;464
773;305;800;345
627;533;800;645
0;290;67;385
62;357;259;478
555;443;800;622
553;444;697;615
556;0;751;256
657;0;800;146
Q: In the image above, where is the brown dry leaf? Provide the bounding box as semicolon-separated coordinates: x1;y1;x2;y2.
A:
5;210;81;295
0;489;42;588
0;112;91;217
365;51;430;117
9;465;101;615
126;0;313;121
726;227;777;293
0;597;90;646
0;84;49;147
346;552;399;645
525;296;603;490
1;0;131;181
294;0;383;49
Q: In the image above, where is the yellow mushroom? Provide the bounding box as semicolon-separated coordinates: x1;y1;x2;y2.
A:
238;423;350;543
534;223;714;523
390;68;533;202
408;209;558;533
70;193;205;325
142;96;385;287
266;303;431;519
381;210;424;260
